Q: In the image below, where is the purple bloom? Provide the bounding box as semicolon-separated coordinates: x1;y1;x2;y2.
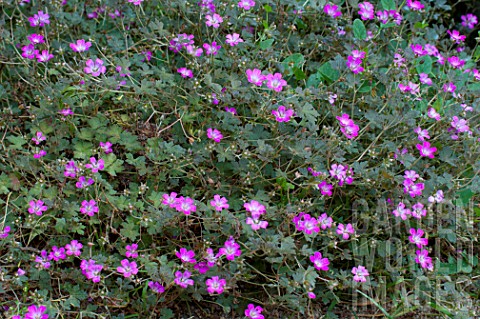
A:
317;181;333;196
409;228;428;248
246;69;265;86
25;305;49;319
80;200;99;217
211;195;229;211
28;200;48;216
265;73;287;92
318;213;333;229
416;141;437;158
392;202;411;220
310;251;330;271
36;50;54;63
206;128;223;142
205;13;223;28
32;131;46;145
85;157;104;173
70;39;92;52
28;11;50;27
84;58;106;76
226;33;244;46
358;2;375;20
174;270;194;288
0;226;11;239
49;246;66;261
35;250;52;269
28;33;45;44
461;14;478;29
219;237;241;261
238;0;255;10
272;105;294;122
65;240;83;256
174;196;197;215
162;192;178;208
125;243;138;258
117;259;138;277
81;259;103;282
148;281;165;294
100;141;113;154
324;3;342;18
352;265;370;282
22;44;39;59
336;223;355;239
33;150;47;159
415;249;433;270
178;67;193;78
206;276;227;294
64;160;78;178
176;247;196;264
203;41;221;55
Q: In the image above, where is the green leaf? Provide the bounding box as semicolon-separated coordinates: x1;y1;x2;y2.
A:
264;4;272;13
415;55;432;74
259;39;274;50
318;61;339;83
121;219;140;241
353;19;367;40
103;153;124;176
6;135;27;150
381;0;396;10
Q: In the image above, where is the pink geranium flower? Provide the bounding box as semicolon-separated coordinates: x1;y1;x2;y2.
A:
117;259;138;278
65;240;83;256
238;0;255;10
336;223;355;239
174;270;194;288
28;11;50;27
36;50;54;62
416;141;437;158
265;73;287;92
324;3;342;18
205;13;223;28
28;33;45;44
246;68;265;86
245;304;264;319
310;252;330;271
203;41;221;55
80;200;99;217
409;228;428;248
125;243;138;258
272;105;294;122
22;44;39;59
176;247;196;264
206;276;227;294
28;200;48;216
219;237;241;261
84;58;106;76
226;33;244;46
70;39;92;52
211;194;229;211
177;67;193;78
206;128;223;142
352;265;370;282
25;305;49;319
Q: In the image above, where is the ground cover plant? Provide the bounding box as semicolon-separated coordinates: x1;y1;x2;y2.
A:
0;0;480;318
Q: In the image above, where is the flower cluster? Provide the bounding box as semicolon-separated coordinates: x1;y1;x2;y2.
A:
162;192;197;215
336;113;359;139
245;69;288;92
81;259;103;283
346;50;366;74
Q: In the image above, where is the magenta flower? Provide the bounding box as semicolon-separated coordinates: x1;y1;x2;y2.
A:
447;56;465;69
358;2;375;20
174;270;194;288
447;30;466;44
206;276;227;294
346;56;364;74
194;261;210;274
406;0;424;11
28;33;45;44
238;0;255;10
85;157;104;173
35;250;52;269
177;67;193;79
70;39;92;52
64;160;78;178
245;214;268;230
203;41;221;55
427;108;441;121
76;176;94;189
33;149;47;159
272;105;294;122
36;50;54;63
415;249;433;270
265;73;287;92
244;200;266;215
28;200;48;216
205;247;218;267
99;141;113;154
461;14;478;29
162;192;178;208
186;45;203;57
176;247;197;264
410;44;425;56
24;305;48;319
403;179;424;198
28;11;50;27
59;108;74;117
80;200;99;217
22;44;39;59
416;141;437;159
117;259;138;278
17;268;26;276
392;202;411;220
310;252;330;271
219;237;241;261
336;223;355;239
81;259;103;282
226;33;244;46
414;127;430;141
169;33;195;53
49;246;66;261
0;226;11;239
125;243;138;258
84;58;106;76
428;190;444;203
324;3;342;18
246;69;265;86
206;128;223;142
419;73;432;85
148;281;165;294
65;240;83;256
205;13;223;28
318;213;333;229
409;228;428;248
245;304;264;319
352;265;369;282
443;82;456;93
128;0;144;5
32;131;46;145
174;196;197;215
210;194;229;211
317;181;333;196
411;202;427;219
